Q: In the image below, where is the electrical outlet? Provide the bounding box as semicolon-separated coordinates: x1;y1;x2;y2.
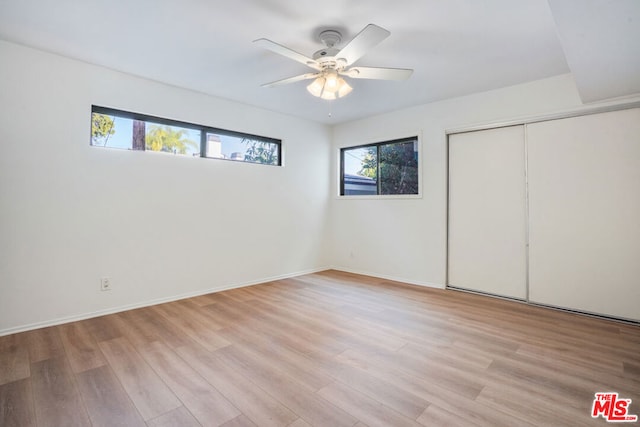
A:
100;277;112;291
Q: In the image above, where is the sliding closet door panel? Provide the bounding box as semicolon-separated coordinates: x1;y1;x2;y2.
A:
527;108;640;321
448;126;527;299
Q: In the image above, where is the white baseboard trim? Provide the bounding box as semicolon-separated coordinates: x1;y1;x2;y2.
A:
0;266;330;337
329;266;445;290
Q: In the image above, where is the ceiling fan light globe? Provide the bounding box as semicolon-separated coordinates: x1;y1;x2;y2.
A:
320;90;337;100
337;79;353;98
324;70;339;88
307;77;325;97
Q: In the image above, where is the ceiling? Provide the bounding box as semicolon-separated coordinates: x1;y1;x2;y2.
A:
0;0;638;124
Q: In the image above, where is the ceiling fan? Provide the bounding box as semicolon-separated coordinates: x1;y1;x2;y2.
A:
254;24;413;100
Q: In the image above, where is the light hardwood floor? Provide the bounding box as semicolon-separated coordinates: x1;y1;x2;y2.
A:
1;270;639;426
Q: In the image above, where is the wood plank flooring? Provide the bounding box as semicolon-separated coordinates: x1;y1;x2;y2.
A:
1;270;639;426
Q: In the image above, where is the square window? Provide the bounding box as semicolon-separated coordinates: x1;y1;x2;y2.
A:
340;137;419;196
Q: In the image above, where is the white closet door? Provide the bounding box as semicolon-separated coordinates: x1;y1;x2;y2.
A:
448;126;527;299
527;108;640;321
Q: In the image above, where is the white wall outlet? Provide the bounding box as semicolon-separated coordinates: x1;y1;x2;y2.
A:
100;277;112;291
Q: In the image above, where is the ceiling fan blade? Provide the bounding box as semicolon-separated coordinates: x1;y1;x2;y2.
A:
254;38;321;70
336;24;390;66
261;73;319;88
342;67;413;80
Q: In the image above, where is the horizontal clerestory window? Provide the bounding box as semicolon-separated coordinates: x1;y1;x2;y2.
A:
90;105;282;166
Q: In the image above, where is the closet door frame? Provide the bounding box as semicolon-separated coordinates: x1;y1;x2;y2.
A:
447;125;529;300
444;101;640;321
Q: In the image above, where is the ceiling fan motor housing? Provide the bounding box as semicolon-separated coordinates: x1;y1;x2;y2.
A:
313;47;342;64
318;30;342;47
313;30;345;68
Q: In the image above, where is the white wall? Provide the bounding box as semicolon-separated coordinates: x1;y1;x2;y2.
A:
330;74;587;287
3;40;637;335
0;40;332;334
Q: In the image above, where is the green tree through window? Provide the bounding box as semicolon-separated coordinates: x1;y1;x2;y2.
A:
91;113;115;146
243;139;279;165
342;137;419;195
145;125;198;154
379;141;419;194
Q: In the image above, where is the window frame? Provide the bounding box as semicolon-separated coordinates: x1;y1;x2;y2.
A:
90;105;282;166
339;135;421;198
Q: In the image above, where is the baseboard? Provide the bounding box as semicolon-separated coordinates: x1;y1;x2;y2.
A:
447;286;640;325
0;266;331;337
329;266;445;289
